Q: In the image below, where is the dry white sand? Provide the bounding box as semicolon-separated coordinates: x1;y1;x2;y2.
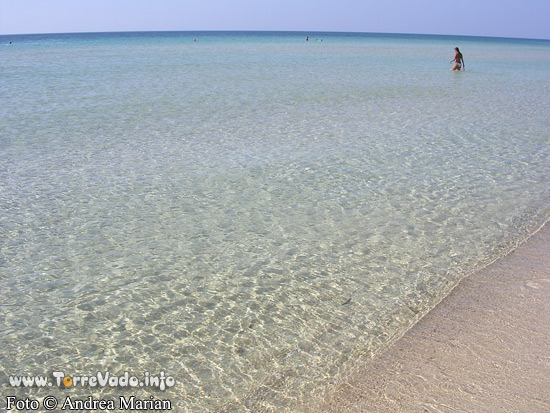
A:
312;222;550;413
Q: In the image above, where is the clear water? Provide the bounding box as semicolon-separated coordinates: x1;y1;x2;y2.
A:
1;31;549;411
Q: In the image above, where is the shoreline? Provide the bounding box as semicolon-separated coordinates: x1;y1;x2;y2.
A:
311;220;550;412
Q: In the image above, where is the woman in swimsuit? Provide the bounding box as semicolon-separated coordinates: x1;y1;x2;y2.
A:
450;47;465;71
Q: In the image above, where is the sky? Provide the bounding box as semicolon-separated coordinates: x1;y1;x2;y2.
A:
1;0;549;40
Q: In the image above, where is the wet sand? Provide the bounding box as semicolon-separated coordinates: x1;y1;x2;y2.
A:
313;222;550;413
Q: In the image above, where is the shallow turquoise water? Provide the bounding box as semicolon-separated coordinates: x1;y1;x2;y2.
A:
1;31;549;411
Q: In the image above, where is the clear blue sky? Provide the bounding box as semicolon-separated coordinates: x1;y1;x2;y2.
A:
1;0;549;39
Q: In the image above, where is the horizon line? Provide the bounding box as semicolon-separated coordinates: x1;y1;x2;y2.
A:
1;29;549;42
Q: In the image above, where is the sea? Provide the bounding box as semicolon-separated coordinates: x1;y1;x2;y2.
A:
1;31;549;412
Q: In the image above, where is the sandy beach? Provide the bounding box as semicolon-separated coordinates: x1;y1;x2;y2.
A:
313;221;550;413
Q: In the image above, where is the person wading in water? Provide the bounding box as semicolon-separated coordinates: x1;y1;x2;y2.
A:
450;47;465;71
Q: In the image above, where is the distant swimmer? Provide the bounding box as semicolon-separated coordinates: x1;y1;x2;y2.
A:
306;36;309;41
450;47;465;71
